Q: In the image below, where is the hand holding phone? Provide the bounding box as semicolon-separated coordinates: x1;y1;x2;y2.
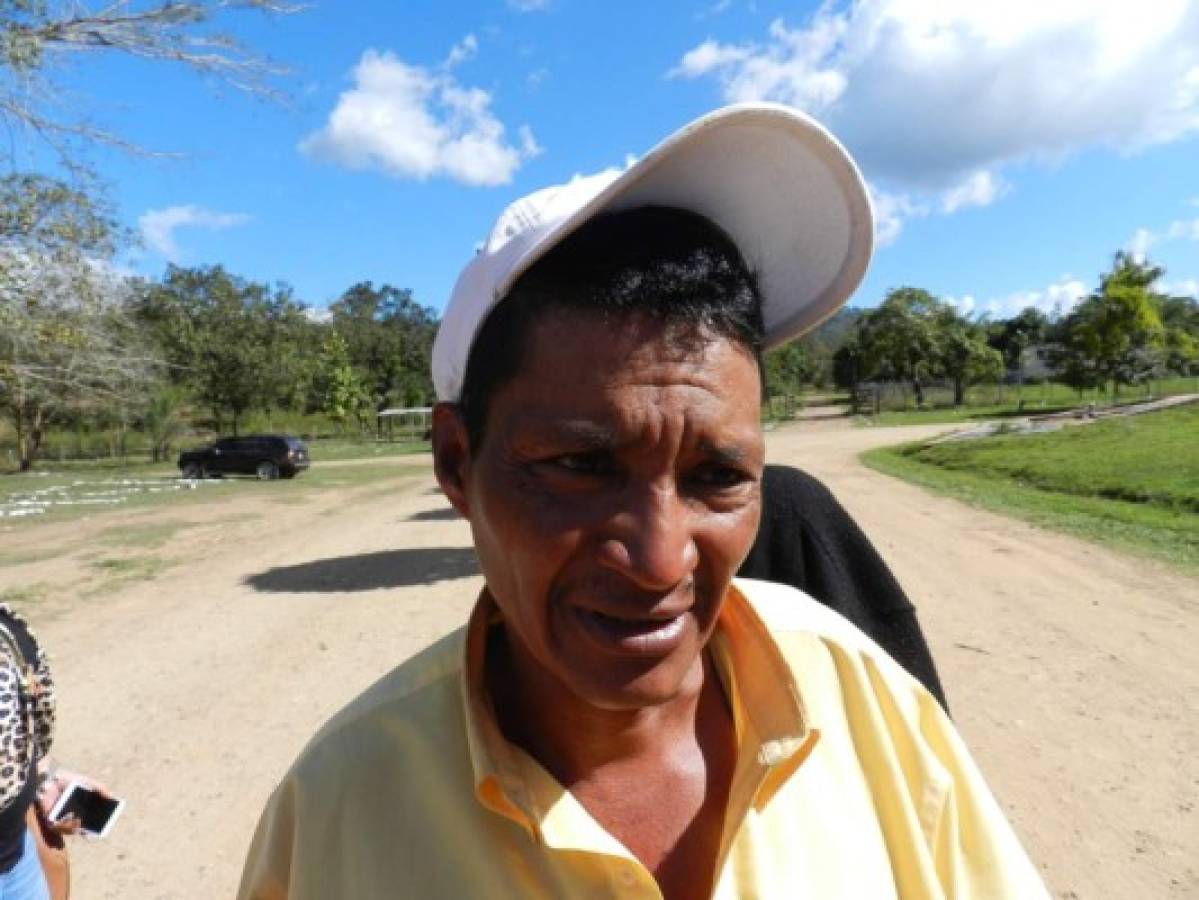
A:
47;782;125;839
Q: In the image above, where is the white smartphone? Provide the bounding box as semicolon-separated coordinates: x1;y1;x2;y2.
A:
48;782;125;839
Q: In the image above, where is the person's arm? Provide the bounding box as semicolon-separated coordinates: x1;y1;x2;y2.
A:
238;779;298;900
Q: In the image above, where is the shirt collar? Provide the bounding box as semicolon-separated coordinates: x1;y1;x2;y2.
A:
459;580;818;837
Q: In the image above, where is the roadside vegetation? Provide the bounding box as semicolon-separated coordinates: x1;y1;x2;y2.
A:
856;376;1198;426
864;404;1199;570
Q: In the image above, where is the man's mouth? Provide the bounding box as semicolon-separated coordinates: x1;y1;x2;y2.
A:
570;606;690;656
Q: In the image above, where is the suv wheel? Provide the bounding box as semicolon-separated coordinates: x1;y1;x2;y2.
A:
181;462;203;480
256;460;280;481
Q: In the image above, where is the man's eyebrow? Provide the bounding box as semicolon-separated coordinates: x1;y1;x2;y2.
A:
513;417;619;447
697;439;751;465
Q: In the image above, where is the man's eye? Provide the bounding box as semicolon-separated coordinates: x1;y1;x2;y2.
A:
690;466;751;489
551;453;611;475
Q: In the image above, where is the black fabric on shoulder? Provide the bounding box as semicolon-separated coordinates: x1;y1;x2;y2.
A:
738;465;949;711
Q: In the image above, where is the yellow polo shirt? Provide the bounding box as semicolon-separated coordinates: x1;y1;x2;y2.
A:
238;579;1049;899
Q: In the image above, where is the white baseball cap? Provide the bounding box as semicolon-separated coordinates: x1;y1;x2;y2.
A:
432;101;874;402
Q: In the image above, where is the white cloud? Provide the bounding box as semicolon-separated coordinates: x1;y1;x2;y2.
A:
301;47;541;187
517;125;543;159
868;184;927;246
697;0;735;18
507;0;550;11
671;40;754;78
305;307;332;324
943;293;977;316
1165;217;1199;241
138;205;250;262
444;34;478;69
962;277;1089;320
1161;278;1199;297
940;170;1004;214
1126;216;1199;260
1127;227;1157;261
672;1;1199;234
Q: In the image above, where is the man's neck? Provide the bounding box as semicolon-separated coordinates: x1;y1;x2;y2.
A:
486;625;723;786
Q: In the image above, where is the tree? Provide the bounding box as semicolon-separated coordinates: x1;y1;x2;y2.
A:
1157;293;1199;376
832;340;862;393
792;307;863;388
1;0;299;166
990;306;1048;389
1064;253;1164;398
936;308;1003;406
855;288;943;407
0;176;157;470
327;282;439;410
142;385;187;463
137;265;309;434
764;342;807;415
315;332;370;432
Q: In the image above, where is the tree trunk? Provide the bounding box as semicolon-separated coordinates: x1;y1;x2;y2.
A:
13;395;44;472
953;376;965;407
23;408;45;472
912;377;925;408
13;397;29;471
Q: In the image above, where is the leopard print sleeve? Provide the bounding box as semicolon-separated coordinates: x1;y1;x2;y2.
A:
0;605;55;760
29;634;55;760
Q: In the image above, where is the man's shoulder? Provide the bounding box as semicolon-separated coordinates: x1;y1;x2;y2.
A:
733;577;874;646
294;625;469;775
732;577;914;682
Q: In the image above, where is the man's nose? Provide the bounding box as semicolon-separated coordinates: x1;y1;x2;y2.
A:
597;483;698;590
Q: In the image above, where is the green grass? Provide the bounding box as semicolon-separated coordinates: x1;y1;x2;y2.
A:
98;521;194;550
91;556;173;578
860;403;1080;427
0;583;51;605
0;457;432;529
0;468;232;525
0;547;67;568
304;439;429;461
85;555;176;594
855;377;1199;426
295;462;430;490
863;405;1199;570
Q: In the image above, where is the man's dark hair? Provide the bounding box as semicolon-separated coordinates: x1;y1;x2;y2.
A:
459;205;765;450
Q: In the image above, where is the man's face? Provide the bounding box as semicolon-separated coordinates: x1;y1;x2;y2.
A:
436;309;764;712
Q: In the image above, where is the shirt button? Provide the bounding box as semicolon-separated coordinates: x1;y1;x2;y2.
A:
618;867;637;887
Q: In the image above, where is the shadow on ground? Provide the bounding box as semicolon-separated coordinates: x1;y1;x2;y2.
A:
245;548;479;593
405;508;461;522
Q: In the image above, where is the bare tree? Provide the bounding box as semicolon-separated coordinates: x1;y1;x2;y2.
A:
0;0;302;164
1;249;161;468
0;174;160;469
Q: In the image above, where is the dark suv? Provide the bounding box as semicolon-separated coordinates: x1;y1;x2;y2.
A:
177;434;310;480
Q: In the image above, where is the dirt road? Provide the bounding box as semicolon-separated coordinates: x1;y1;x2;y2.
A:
2;419;1195;899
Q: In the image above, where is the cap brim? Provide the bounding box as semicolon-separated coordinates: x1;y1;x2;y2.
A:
496;103;874;349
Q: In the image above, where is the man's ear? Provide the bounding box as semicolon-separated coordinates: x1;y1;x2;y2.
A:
432;402;472;518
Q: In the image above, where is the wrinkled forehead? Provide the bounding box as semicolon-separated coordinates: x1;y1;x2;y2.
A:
523;304;760;379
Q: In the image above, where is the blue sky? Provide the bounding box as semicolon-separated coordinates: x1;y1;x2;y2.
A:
31;0;1199;319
